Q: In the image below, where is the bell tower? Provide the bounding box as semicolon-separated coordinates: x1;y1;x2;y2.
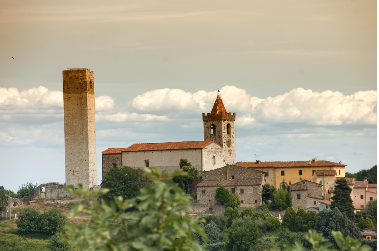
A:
202;91;236;165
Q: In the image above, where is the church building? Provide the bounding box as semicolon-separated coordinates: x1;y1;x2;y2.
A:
102;91;236;178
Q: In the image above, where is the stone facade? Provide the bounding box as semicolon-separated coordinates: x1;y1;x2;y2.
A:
102;153;123;178
201;165;265;181
290;180;323;211
63;69;97;188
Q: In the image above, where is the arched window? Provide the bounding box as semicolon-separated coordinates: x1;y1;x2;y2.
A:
211;124;216;135
227;123;231;135
212;156;216;166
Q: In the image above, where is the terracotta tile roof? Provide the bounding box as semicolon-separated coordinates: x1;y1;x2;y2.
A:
236;160;346;168
336;177;355;185
196;178;262;187
211;92;227;115
354;180;369;188
291;180;322;187
102;140;214;154
314;170;337;176
368;184;377;188
318;200;332;205
290;184;307;191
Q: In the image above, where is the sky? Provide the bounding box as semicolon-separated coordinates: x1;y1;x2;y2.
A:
0;0;377;192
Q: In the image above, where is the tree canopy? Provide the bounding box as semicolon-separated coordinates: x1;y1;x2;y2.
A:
172;165;199;194
330;178;354;220
17;182;37;198
100;166;152;202
346;165;377;184
262;184;276;204
269;188;291;210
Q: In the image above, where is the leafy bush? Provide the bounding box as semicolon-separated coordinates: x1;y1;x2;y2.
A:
276;228;304;250
269;188;291;211
226;218;259;251
173;165;199;194
240;207;254;218
263;213;281;232
201;214;228;232
17;208;66;235
49;232;73;251
224;207;240;227
17;182;37;198
360;238;377;250
304;210;318;231
215;187;229;204
357;217;375;229
225;194;241;208
231;216;252;228
252;238;279;251
197;221;225;251
253;218;267;236
282;207;296;230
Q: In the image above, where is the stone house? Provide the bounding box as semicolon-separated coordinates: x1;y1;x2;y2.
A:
290;180;323;211
313;170;337;200
236;158;346;189
318;200;331;211
102;91;236;178
196;165;265;209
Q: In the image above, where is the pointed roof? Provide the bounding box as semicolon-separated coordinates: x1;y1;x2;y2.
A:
210;90;227;115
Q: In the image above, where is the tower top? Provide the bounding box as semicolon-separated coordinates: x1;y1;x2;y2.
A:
211;91;227;115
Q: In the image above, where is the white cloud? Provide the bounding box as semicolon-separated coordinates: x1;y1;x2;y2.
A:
95;96;114;111
96;112;168;122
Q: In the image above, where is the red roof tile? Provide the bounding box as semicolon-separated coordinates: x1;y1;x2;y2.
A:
318;200;332;205
103;140;214;154
290;184;307;191
211;92;227;115
354;180;369;188
368;184;377;188
236;160;346;168
291;180;322;187
314;170;337;176
197;179;262;187
336;177;355;185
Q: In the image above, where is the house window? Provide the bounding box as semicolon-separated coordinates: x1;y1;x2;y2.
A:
314;201;316;205
144;160;149;167
241;200;244;203
112;163;116;168
361;205;364;208
299;170;302;175
297;194;301;199
370;197;373;201
227;124;231;135
255;200;257;203
240;189;244;194
339;170;341;175
312;170;315;175
281;171;285;176
232;176;235;179
231;188;235;193
202;190;206;194
319;180;322;184
212;156;216;166
326;205;328;209
360;195;364;199
211;124;216;135
265;172;269;177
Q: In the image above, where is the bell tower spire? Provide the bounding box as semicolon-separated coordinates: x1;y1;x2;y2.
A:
202;90;236;165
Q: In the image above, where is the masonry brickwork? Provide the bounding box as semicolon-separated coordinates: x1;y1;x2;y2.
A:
290;180;323;211
63;69;97;188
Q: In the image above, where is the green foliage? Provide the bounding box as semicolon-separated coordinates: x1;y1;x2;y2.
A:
263;213;281;232
16;208;66;235
231;216;252;228
360;239;377;250
355;199;377;227
240;207;254;218
256;203;270;214
197;221;225;251
61;168;206;250
262;184;276;204
304;211;318;231
100;166;152;203
224;207;240;227
282;207;296;230
252;238;279;251
314;207;361;248
357;217;375;229
201;214;228;232
253;218;267;236
173;165;200;194
276;228;304;251
292;208;307;232
225;193;241;208
179;158;192;168
345;165;377;184
331;178;355;221
226;218;259;251
269;188;291;211
215;187;229;205
17;182;37;198
49;232;74;251
0;232;51;251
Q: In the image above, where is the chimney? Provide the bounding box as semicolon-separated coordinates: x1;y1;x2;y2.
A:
256;160;261;164
312;158;317;163
363;177;367;182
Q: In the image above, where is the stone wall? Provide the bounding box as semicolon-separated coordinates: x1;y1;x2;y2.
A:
201;165;264;181
291;190;308;211
102;153;122;179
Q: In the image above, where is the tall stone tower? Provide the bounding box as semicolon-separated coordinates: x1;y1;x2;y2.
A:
203;91;236;165
63;68;97;188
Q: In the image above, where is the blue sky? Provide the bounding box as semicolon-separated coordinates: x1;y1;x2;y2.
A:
0;0;376;192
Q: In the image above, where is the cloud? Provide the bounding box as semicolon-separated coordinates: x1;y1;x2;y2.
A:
95;96;115;111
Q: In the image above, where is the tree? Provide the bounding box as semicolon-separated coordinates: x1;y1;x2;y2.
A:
100;166;152;203
282;207;296;230
197;221;225;251
355;199;377;226
269;188;291;210
201;214;228;232
263;213;281;232
226;218;259;251
172;165;199;194
62;168;207;250
215;187;229;204
292;208;307;232
17;182;37;198
345;165;376;184
330;178;354;220
225;194;241;208
314;207;361;248
179;158;192;168
304;210;318;231
262;184;276;204
0;188;17;210
224;207;240;227
240;207;254;218
357;217;375;229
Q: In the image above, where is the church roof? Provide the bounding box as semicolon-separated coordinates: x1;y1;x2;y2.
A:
236;160;346;168
197;178;262;187
102;140;215;154
210;91;227;115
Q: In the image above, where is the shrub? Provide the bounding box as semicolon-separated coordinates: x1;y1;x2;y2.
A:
276;228;304;250
304;210;318;231
50;232;73;251
263;213;281;232
269;188;291;211
201;214;228;232
240;207;254;218
282;207;296;230
252;238;279;251
17;182;37;198
224;207;240;227
225;194;240;208
231;216;252;228
357;217;375;229
254;218;267;236
226;219;259;251
215;187;229;205
17;208;66;235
